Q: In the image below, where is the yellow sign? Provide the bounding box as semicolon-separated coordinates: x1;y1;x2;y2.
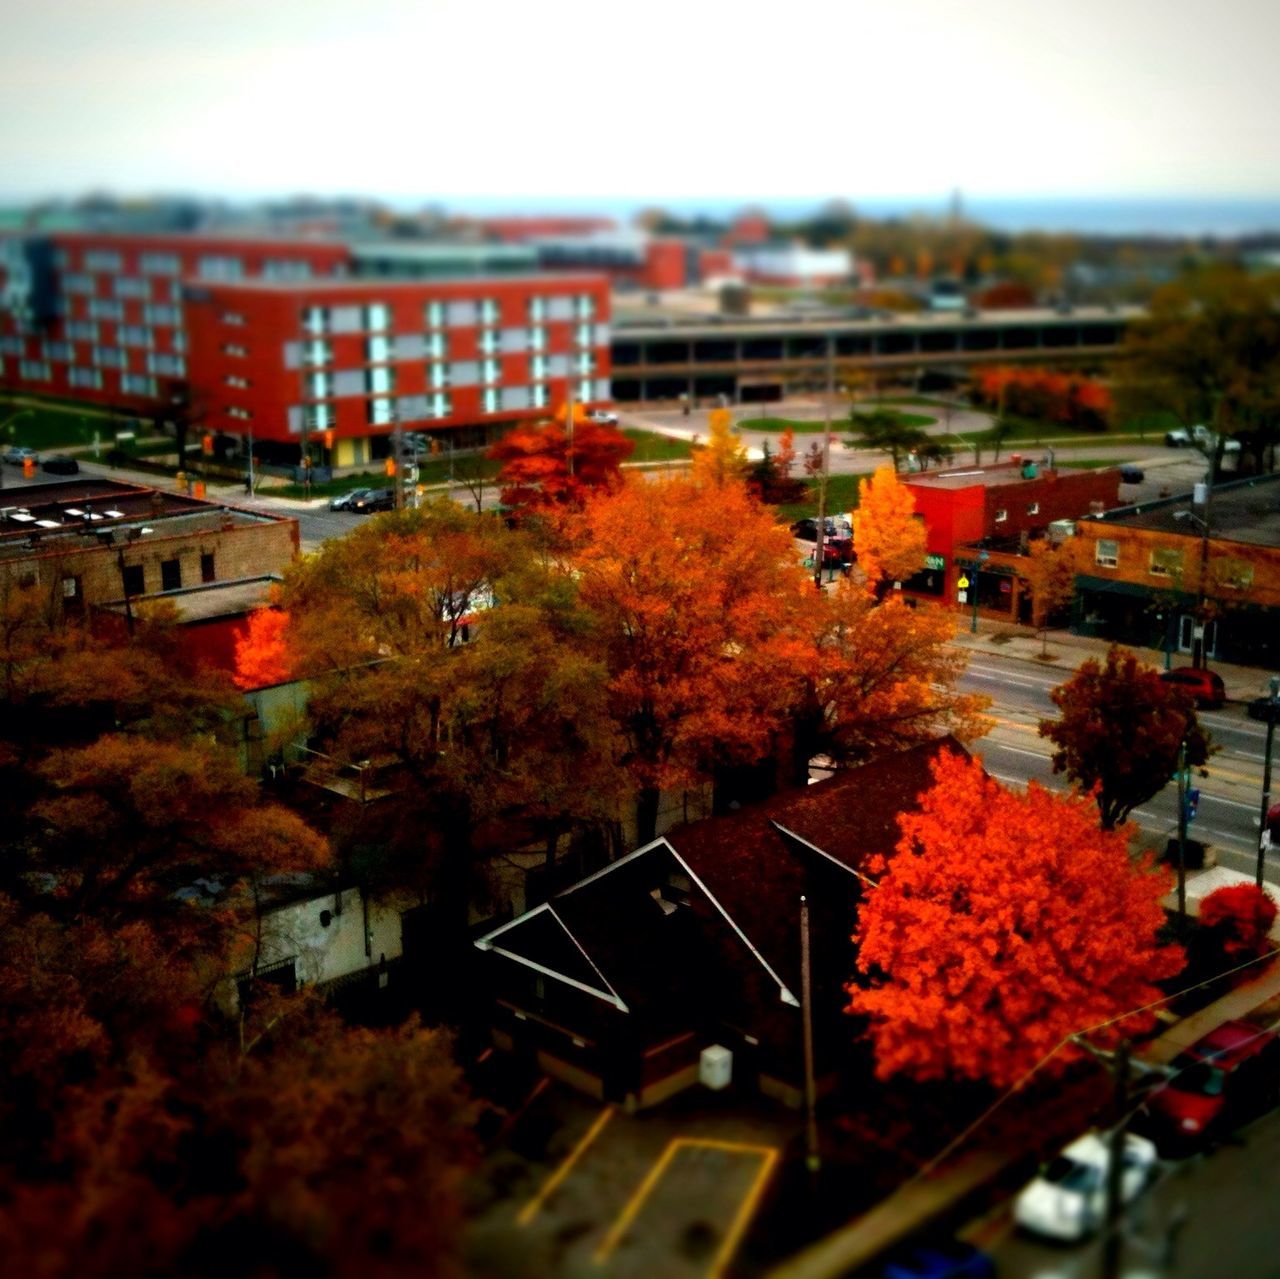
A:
957;575;970;590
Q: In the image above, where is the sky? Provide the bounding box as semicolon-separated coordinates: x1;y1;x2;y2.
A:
1;0;1278;210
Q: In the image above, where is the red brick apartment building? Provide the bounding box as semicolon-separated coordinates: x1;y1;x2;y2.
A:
902;459;1121;620
182;275;612;468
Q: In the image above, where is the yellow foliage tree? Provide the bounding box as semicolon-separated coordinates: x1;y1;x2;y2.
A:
691;407;748;487
853;466;928;591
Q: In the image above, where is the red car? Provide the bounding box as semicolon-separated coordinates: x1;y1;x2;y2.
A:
1160;666;1226;709
1145;1020;1280;1152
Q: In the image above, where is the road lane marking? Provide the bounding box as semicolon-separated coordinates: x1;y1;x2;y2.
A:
517;1104;614;1226
592;1136;778;1273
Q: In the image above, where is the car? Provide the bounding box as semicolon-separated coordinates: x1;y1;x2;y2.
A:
1143;1020;1280;1153
2;445;39;466
1165;428;1192;447
351;487;394;514
329;487;373;511
1160;666;1226;709
41;454;80;475
790;517;852;544
880;1237;995;1279
585;409;619;426
1246;692;1280;724
1013;1130;1158;1242
1119;465;1144;484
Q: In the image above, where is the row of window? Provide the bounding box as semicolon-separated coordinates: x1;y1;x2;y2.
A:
993;502;1040;523
301;295;597;336
1091;538;1255;587
298;323;601;368
300;352;597;400
28;338;185;377
118;552;217;596
13;361;157;396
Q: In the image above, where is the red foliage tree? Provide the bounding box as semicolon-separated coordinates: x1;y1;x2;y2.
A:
233;606;293;689
1199;883;1278;959
847;750;1184;1087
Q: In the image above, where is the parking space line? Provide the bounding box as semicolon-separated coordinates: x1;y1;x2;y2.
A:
592;1136;779;1275
517;1104;615;1227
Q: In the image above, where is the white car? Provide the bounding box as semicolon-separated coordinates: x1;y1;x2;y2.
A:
585;409;619;426
1013;1131;1158;1242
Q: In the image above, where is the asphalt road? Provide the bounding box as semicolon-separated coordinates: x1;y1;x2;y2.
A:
960;656;1277;884
981;1105;1280;1278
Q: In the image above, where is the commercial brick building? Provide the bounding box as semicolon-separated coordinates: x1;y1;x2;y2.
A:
182;275;612;468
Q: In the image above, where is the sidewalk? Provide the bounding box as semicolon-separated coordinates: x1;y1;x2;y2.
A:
950;618;1278;702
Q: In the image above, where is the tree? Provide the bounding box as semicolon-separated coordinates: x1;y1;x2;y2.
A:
847;750;1184;1088
852;466;928;592
788;585;990;784
1198;884;1277;961
845;408;927;472
1021;536;1083;632
690;407;748;487
572;476;815;842
1039;645;1211;830
233;606;293;689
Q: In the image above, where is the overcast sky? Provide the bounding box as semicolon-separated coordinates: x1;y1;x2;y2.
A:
1;0;1276;206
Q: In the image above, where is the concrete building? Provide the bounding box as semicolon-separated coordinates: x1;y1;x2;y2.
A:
731;242;854;287
1071;473;1280;667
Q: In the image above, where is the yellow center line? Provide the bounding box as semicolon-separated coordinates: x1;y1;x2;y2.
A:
517;1104;614;1227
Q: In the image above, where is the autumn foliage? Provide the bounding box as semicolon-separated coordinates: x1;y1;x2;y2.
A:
1199;884;1278;960
970;366;1112;431
233;605;293;689
852;466;928;590
848;750;1184;1087
691;407;749;487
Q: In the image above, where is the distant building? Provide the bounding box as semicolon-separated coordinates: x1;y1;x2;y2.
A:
1071;473;1280;666
731;242;854;288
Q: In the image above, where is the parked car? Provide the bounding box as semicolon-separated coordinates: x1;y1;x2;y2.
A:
1246;692;1280;724
1014;1131;1158;1242
880;1237;995;1279
351;487;394;514
1164;426;1240;453
1160;666;1226;709
1143;1021;1280;1153
41;454;80;475
329;487;372;511
1119;465;1144;484
790;517;852;544
585;409;619;426
2;445;39;466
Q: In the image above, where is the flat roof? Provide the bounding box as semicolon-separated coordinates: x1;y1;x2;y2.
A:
98;575;279;621
348;241;537;263
1089;474;1280;550
181;270;608;296
906;462;1107;491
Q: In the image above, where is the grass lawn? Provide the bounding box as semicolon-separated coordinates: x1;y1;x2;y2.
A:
869;395;967;411
742;408;935;435
623;428;692;462
0;400;124;451
776;472;867;522
276;454;503;500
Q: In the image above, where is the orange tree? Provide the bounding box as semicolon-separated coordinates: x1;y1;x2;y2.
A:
1199;883;1277;961
233;605;293;690
847;750;1184;1087
571;475;814;842
690;407;749;487
852;465;928;593
1039;645;1210;830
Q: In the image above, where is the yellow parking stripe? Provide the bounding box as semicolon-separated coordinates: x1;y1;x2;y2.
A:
517;1105;614;1226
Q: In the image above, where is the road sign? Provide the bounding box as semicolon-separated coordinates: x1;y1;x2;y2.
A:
958;590;968;604
957;575;970;590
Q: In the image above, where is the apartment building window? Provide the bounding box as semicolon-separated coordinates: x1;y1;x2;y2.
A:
532;383;548;409
529;325;546;351
366;334;392;363
1149;548;1182;578
147;353;184;377
429;392;451;419
367;397;394;426
18;360;51;380
577;378;592;402
575;350;596;376
365;302;391;331
140;252;181;275
994;508;1008;523
88;298;124;321
93;347;127;368
143;303;180;326
172;331;187;352
530;354;548;381
528;296;547;323
41;340;74;362
302;339;331;366
200;553;216;583
307;371;332;399
66;320;99;342
0;336;24;357
428;362;449;390
121;564;145;595
482;387;500;414
68;367;103;389
481;357;500;384
118;325;153;348
1027;502;1040;515
113;277;150;299
1095;539;1119;568
223;343;248;358
427;330;448;359
367;366;395;395
478;329;499;356
228;407;253;420
226;375;250;389
425;300;445;329
84;250;123;272
121;373;157;397
303;306;329;335
307;403;335;431
263;258;312;281
479;298;500;326
161;559;182;591
222;311;246;326
199;256;245;281
574;322;593;347
62;273;95;294
576;293;596;320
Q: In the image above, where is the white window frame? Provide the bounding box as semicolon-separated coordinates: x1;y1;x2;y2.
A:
1095;539;1119;568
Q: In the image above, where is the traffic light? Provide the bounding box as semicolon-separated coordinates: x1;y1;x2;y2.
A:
385;457;396;477
22;457;35;479
201;433;214;456
1185;789;1201;822
430;438;441;456
323;430;335;450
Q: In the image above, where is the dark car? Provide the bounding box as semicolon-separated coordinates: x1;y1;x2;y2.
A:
329;487;372;512
790;517;850;544
2;445;39;466
1246;693;1280;724
1144;1020;1280;1153
1119;465;1144;484
1160;666;1226;709
881;1238;995;1279
351;487;394;514
41;455;80;475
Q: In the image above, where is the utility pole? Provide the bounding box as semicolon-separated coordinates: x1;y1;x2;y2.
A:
1176;736;1189;922
799;895;820;1175
1102;1039;1131;1279
812;340;833;590
392;406;404;511
1258;677;1280;887
566;375;576;479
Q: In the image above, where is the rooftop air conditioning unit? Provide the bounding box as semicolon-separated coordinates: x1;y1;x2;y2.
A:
1047;520;1076;544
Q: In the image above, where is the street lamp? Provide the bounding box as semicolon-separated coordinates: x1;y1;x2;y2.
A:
968;549;990;634
1257;676;1280;888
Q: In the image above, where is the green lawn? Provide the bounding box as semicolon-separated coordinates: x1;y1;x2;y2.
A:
849;409;936;430
623;428;692;462
776;473;867;522
743;408;935;435
1;400;123;451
